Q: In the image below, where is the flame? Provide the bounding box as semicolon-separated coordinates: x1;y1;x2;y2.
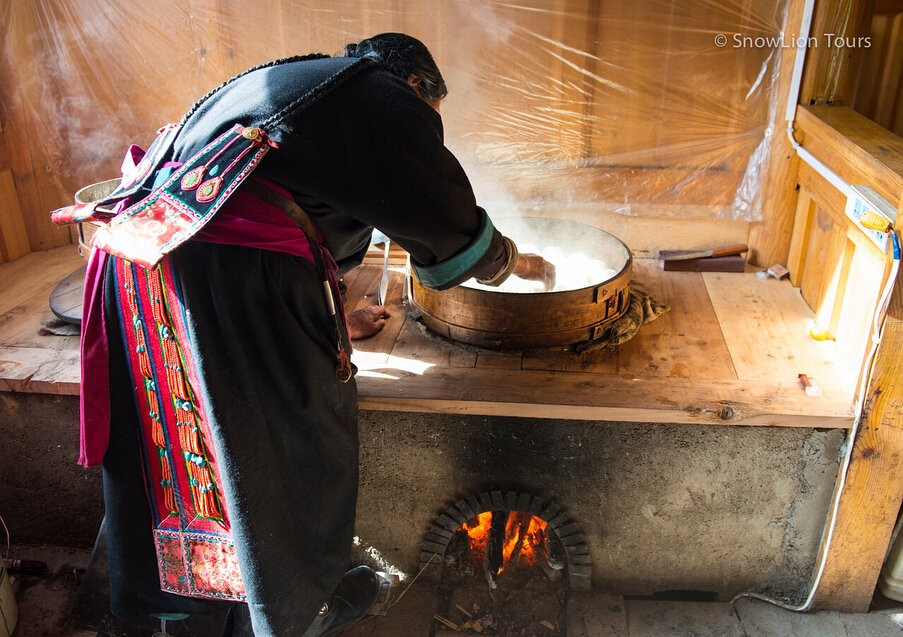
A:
462;511;548;572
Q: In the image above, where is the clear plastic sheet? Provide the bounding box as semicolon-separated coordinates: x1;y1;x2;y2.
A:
1;0;790;225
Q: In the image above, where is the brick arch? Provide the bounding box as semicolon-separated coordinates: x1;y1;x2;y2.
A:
420;490;591;591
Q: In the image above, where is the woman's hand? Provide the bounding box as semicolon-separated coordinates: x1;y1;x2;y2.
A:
346;305;392;339
514;253;557;291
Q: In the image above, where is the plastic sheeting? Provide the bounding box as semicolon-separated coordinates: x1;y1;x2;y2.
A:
0;0;790;224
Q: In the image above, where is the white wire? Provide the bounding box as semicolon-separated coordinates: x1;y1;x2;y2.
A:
730;0;902;612
732;238;900;612
0;513;9;562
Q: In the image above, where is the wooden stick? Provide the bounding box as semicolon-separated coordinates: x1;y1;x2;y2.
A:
434;615;461;631
658;243;748;261
455;603;474;619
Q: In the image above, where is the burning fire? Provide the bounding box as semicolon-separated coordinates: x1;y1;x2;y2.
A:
463;511;548;573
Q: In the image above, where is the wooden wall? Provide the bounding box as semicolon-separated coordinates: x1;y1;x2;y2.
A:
853;0;903;136
0;0;789;263
788;107;902;383
0;114;31;262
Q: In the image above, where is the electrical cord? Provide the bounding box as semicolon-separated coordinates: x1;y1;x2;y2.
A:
732;231;901;611
0;513;8;564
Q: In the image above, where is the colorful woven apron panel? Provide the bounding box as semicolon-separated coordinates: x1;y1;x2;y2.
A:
113;256;245;601
52;124;277;270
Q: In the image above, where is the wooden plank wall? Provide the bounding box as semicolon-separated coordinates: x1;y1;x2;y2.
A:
0;0;786;264
0;107;30;262
780;103;903;612
788;105;903;393
853;0;903;136
812;213;903;613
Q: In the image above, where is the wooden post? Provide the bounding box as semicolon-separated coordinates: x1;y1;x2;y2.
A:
746;0;806;268
811;219;903;611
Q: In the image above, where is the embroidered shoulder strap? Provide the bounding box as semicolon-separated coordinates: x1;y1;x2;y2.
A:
50;123;182;226
89;125;277;268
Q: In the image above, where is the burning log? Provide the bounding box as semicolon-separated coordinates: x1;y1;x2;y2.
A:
485;510;507;587
506;512;534;568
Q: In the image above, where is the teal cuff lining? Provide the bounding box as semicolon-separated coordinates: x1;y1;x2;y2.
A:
413;211;495;288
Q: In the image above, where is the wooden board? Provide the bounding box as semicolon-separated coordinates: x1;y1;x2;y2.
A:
616;262;736;380
0;345;79;394
0;169;30;263
789;163;894;394
812;235;903;611
703;271;854;394
0;247;84;316
355;369;852;428
0;251;856;430
796;106;903;208
744;0;806;270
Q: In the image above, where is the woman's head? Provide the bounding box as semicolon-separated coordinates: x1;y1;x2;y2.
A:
345;33;447;108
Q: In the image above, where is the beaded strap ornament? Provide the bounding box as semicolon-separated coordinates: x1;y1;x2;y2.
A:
91;124;278;268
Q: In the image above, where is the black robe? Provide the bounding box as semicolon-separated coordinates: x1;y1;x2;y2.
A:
101;55;505;636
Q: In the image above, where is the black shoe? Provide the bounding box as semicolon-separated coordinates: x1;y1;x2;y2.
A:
301;566;380;637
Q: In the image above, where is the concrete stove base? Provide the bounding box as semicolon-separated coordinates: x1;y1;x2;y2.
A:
355;410;844;602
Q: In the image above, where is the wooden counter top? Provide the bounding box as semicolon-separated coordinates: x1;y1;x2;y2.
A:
0;247;855;428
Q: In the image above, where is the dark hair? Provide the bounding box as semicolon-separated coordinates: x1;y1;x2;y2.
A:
345;33;447;103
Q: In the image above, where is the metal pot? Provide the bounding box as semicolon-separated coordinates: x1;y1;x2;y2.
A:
73;178;120;259
410;217;632;349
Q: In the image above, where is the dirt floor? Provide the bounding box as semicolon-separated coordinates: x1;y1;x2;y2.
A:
5;543;903;636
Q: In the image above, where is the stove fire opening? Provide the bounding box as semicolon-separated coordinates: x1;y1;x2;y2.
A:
420;490;590;592
462;511;564;588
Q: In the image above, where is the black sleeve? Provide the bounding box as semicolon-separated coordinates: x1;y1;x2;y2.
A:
266;65;507;290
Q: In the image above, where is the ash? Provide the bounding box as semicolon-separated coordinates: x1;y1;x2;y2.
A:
436;527;568;636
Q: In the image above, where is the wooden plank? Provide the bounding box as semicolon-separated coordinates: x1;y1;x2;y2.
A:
0;345;79;394
343;264;382;313
853;12;893;123
389;313;477;370
825;239;856;338
873;12;903;127
490;260;732;378
745;0;806;269
788;162;892;388
474;350;523;370
796;163;849;221
703;272;854;394
616;261;736;380
0;246;83;316
356;368;853;428
797;161;890;263
0;259;858;430
799;204;850;327
834;245;887;388
0;3;78;253
787;193;815;286
0;169;30;263
812;231;903;611
798;0;874;107
796;106;903;208
350;268;407;369
0;281;79;351
521;342;618;374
